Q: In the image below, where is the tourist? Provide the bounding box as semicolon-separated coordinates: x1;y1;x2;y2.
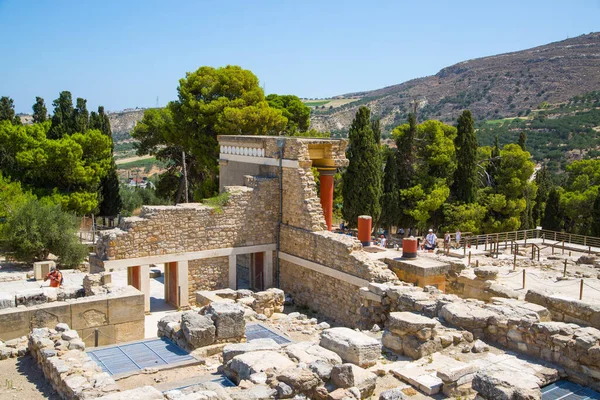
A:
444;231;451;249
455;229;462;249
380;234;387;248
44;265;63;288
424;229;437;250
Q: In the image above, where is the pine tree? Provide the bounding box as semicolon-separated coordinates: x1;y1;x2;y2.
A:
396;113;416;190
32;96;48;123
48;91;74;139
342;106;383;228
0;96;16;122
379;149;400;230
452;110;478;203
518;131;527;151
592;192;600;237
541;188;562;231
73;98;89;133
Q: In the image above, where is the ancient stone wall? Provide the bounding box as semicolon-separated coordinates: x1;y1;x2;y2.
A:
188;257;229;303
29;324;118;399
525;289;600;329
95;178;278;261
361;283;600;390
280;225;397;326
0;286;144;345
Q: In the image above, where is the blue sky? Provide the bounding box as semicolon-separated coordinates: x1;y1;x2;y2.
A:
1;0;598;113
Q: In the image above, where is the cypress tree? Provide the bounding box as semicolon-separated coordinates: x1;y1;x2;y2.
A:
396;113;416;190
0;96;16;122
98;162;123;216
73;98;89;133
518;131;527;151
592;192;600;237
379;149;400;230
32;96;48;123
541;188;562;231
342;106;383;228
48;91;74;139
532;166;551;225
452;110;478;203
371;117;381;145
97;108;122;216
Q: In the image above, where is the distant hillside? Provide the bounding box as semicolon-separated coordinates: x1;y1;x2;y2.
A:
477;91;600;171
311;33;600;133
107;109;146;141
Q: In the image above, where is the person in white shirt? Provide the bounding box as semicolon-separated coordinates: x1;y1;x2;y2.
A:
455;229;462;249
424;229;437;250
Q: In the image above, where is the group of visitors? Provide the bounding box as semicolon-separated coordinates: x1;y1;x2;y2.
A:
337;221;464;252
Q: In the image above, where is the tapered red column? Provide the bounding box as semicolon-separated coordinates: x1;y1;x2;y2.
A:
318;168;336;231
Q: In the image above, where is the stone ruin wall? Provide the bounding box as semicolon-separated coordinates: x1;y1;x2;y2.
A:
188;257;229;304
94;176;278;263
360;283;600;390
279;225;397;327
0;286;145;345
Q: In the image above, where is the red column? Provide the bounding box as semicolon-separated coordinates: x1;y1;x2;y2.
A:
318;168;335;231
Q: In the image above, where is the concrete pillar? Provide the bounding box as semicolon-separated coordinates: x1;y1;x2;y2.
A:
318;168;336;231
177;260;189;308
264;251;273;288
140;265;150;313
229;254;237;290
128;265;150;313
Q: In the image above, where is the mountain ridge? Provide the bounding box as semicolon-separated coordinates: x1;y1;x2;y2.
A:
310;32;600;132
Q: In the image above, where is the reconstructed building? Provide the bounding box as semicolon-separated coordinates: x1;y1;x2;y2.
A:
92;136;395;326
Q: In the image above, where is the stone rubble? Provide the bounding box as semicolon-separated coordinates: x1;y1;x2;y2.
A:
29;324;119;399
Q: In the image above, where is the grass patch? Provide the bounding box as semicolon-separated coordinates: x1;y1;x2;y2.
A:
202;192;231;213
116;157;166;171
303;100;330;107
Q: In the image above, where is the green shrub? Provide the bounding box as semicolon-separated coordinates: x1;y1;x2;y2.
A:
2;199;88;267
202;192;231;213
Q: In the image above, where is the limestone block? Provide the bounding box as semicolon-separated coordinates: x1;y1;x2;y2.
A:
320;327;381;368
69;297;108;330
308;359;334;381
30;303;72;330
472;370;541;400
387;312;437;335
33;261;54;281
0;307;30;340
205;303;245;340
284;341;342;365
276;367;321;392
330;363;377;398
222;338;280;364
107;291;144;325
0;292;15;310
382;330;403;353
181;312;216;349
474;266;499;280
227;350;295;383
113;320;144;343
96;386;164;400
15;288;46;307
439;302;495;330
379;388;407;400
79;325;115;347
214;288;238;300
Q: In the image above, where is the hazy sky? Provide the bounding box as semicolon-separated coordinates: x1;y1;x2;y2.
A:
1;0;599;113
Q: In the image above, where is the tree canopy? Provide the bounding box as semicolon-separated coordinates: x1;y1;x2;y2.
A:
132;65;288;201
